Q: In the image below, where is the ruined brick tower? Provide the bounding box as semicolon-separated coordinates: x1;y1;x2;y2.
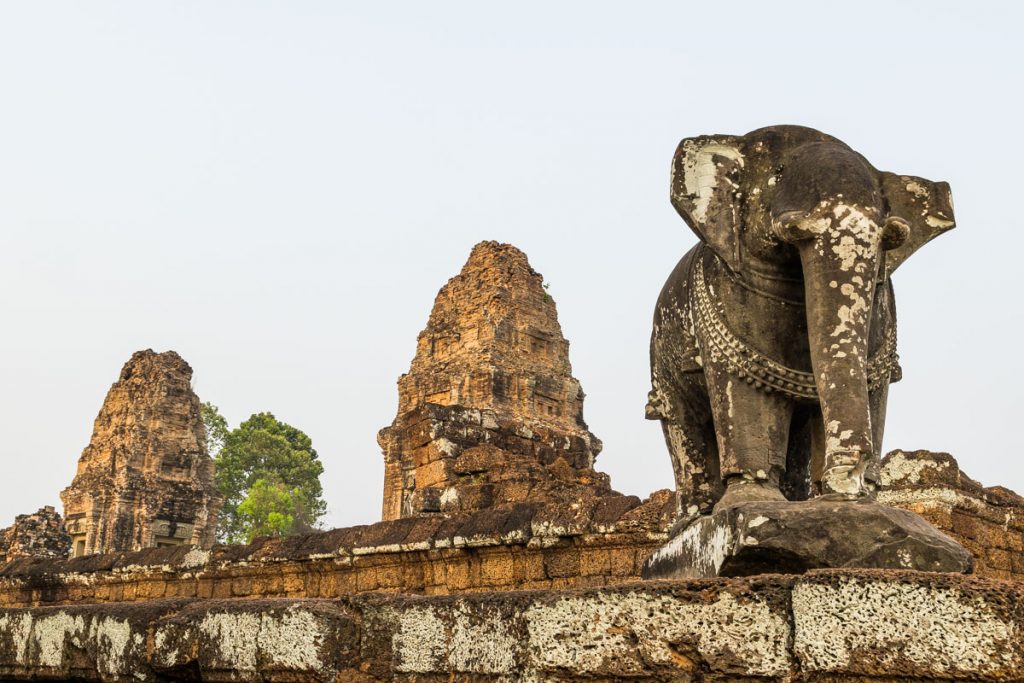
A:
0;507;71;563
378;241;610;520
60;350;221;556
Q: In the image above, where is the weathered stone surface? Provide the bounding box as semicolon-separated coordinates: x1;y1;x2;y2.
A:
150;599;359;680
792;572;1022;680
0;452;1011;612
358;579;793;680
379;241;612;520
649;126;956;515
0;598;190;681
879;449;1024;581
59;350;221;556
0;494;673;608
0;571;1020;681
0;507;70;563
643;497;973;579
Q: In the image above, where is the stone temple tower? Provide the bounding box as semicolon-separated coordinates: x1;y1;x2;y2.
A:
378;241;609;521
61;350;221;556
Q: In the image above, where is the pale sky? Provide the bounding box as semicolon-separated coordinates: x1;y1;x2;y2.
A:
1;2;1021;530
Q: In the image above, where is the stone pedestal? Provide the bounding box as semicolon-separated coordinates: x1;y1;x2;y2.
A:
641;497;973;580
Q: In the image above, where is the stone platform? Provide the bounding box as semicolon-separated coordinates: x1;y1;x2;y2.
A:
0;570;1019;681
643;497;974;579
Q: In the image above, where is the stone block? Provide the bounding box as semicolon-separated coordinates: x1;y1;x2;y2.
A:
151;599;359;679
792;572;1024;680
480;552;515;586
579;549;610;576
413;456;450;489
544;548;581;579
609;547;638;576
643;498;973;579
0;599;190;680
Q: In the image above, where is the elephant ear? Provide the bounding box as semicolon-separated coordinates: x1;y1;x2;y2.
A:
670;136;745;271
880;172;956;273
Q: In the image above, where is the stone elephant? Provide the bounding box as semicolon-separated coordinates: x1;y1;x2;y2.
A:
647;125;955;519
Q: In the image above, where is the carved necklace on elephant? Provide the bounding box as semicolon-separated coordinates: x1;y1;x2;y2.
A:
690;246;901;400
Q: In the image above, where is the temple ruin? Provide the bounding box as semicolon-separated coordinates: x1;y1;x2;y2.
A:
378;241;612;520
0;242;1020;680
0;507;70;564
59;350;221;556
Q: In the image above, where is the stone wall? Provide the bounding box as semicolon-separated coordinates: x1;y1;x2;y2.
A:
879;450;1024;581
0;571;1019;681
0;451;1012;613
60;350;221;556
0;494;675;609
0;450;1019;680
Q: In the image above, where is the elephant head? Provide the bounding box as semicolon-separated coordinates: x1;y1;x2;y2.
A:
669;125;955;495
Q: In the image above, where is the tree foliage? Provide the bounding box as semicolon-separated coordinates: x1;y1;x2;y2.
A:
236;478;304;543
200;401;230;456
206;408;327;544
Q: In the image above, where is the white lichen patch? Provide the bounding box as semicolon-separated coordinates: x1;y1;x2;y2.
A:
646;517;732;578
524;590;789;677
439;487;459;507
390;606;447;673
388;602;519;675
748;515;770;528
180;547;210;569
0;611;142;675
198;611;261;670
32;612;85;668
793;577;1019;675
448;604;517;673
926;214;955;228
906;180;930;198
879;450;949;486
435;438;457;457
191;605;328;673
680;140;744;223
876;486;978;510
92;617;135;675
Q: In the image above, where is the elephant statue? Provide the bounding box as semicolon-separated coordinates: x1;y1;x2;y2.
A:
647;125;956;520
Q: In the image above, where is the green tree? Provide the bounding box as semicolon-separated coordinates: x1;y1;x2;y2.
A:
201;402;230;456
236;478;303;542
213;412;327;543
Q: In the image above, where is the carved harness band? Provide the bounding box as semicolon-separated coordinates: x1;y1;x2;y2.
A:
691;250;901;401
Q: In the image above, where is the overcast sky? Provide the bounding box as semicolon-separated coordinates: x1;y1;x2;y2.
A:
1;2;1021;530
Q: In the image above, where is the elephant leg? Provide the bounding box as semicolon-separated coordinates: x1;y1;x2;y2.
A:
704;362;793;509
808;404;826;496
781;404;814;501
651;372;721;520
808;387;887;497
865;383;889;494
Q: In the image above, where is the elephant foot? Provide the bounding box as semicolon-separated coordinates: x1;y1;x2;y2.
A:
714;478;786;512
820;462;868;498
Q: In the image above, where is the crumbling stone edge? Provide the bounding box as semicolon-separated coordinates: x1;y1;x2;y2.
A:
0;569;1019;681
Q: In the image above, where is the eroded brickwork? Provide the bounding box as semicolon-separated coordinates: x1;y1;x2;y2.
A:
0;449;1018;613
379;241;609;520
0;492;675;608
879;449;1024;581
0;507;70;564
59;350;221;556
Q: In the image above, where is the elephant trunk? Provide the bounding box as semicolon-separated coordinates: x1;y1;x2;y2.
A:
778;203;884;496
